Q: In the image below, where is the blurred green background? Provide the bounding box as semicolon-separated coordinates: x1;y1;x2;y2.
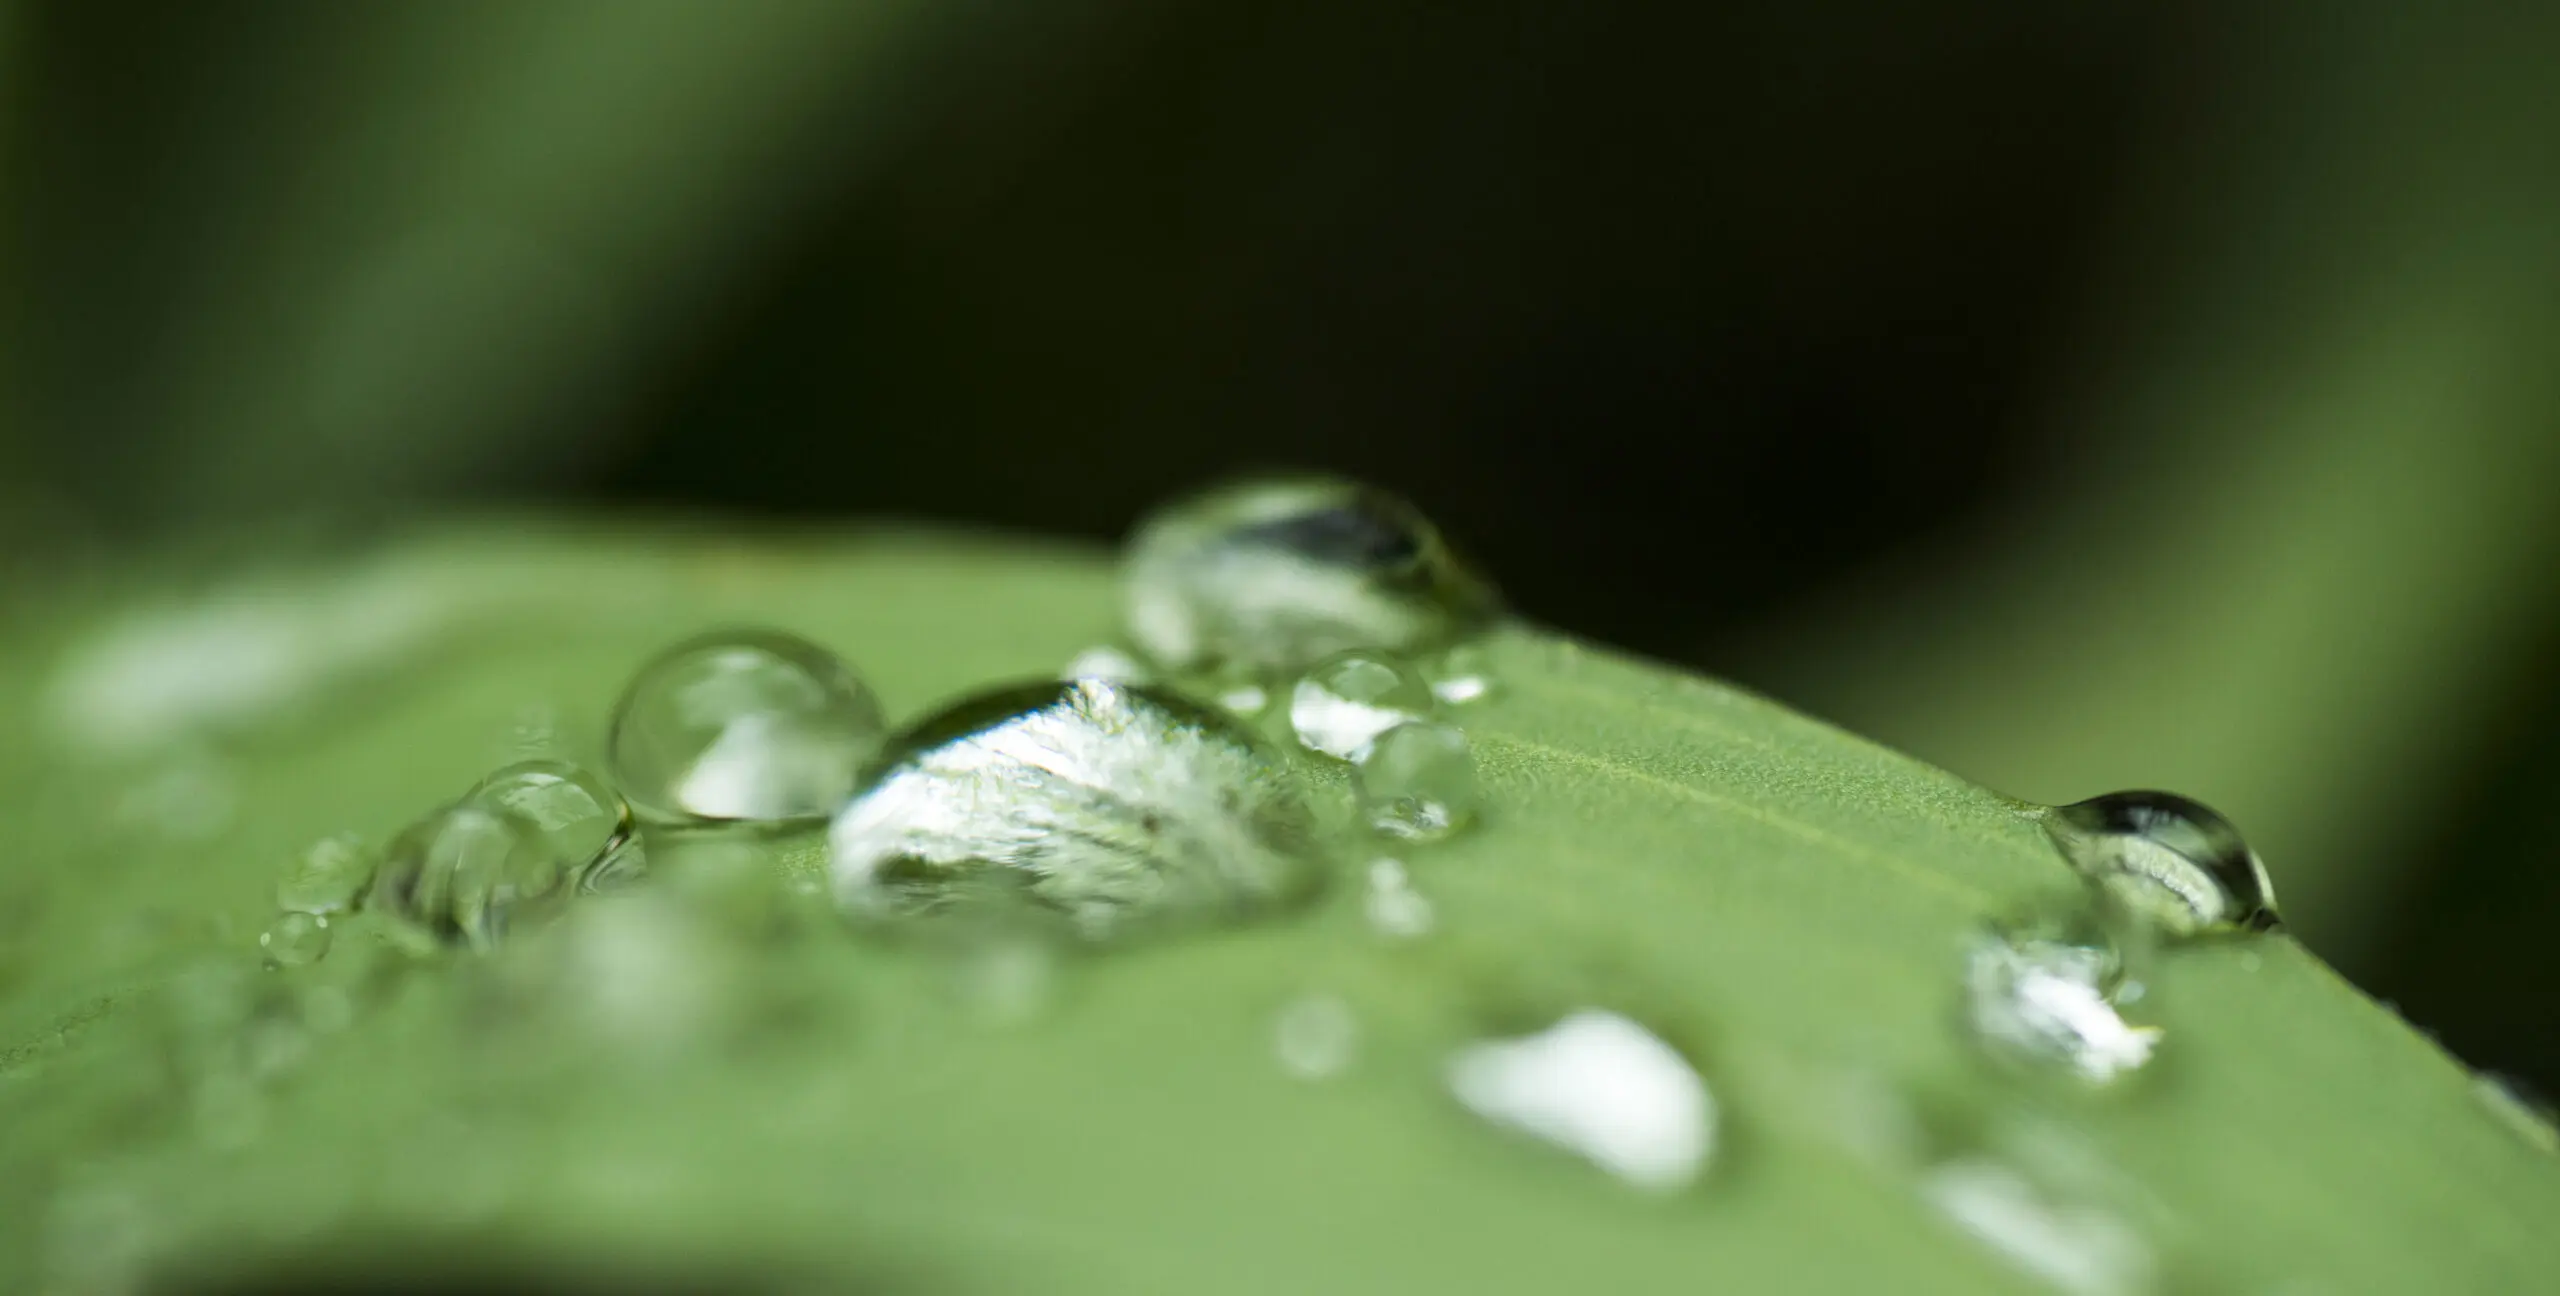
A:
3;0;2555;1091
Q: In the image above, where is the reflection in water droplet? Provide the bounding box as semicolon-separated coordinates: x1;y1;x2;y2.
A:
1290;650;1435;761
1062;645;1151;683
466;759;632;881
1447;1010;1714;1191
1923;1156;2157;1296
1274;994;1359;1081
607;629;886;823
1363;858;1436;939
274;833;377;915
258;912;332;968
1355;721;1478;842
1964;891;2160;1086
2044;791;2277;936
369;803;566;951
830;679;1320;935
2474;1073;2560;1154
1122;476;1497;676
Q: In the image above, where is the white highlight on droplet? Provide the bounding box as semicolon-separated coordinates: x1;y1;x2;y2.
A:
1922;1158;2154;1296
1446;1009;1713;1191
1061;645;1149;683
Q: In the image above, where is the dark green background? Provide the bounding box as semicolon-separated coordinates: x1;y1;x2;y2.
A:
5;0;2556;1091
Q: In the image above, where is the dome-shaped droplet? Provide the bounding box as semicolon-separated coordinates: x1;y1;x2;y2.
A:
1289;649;1435;760
1122;476;1497;676
1446;1010;1716;1192
829;678;1320;935
273;833;376;916
2043;791;2278;936
1963;889;2160;1087
258;912;332;968
369;803;566;951
607;629;887;823
1354;720;1478;841
465;759;632;882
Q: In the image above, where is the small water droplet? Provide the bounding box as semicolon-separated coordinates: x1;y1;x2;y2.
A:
1923;1155;2157;1295
1964;890;2160;1086
1216;682;1272;717
1428;643;1498;706
830;678;1320;935
258;912;332;968
1363;858;1436;939
1062;644;1150;683
2474;1073;2560;1154
2044;791;2277;936
466;759;632;881
273;833;377;915
369;803;566;951
1355;720;1478;842
1447;1010;1714;1191
1274;994;1359;1080
1289;649;1435;761
607;629;887;823
1122;476;1497;676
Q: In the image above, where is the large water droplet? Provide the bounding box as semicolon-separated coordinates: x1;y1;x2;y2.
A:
1122;476;1496;676
1355;720;1478;842
273;833;377;916
2044;791;2277;936
607;629;887;823
1964;890;2160;1087
1290;649;1435;760
466;759;632;883
1446;1010;1715;1191
830;678;1321;935
258;912;332;968
369;803;566;951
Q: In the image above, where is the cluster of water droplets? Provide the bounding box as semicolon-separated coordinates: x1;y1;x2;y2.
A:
107;471;2553;1291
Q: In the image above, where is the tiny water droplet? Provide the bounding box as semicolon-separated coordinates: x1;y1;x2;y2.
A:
2044;791;2277;937
1274;994;1359;1080
1964;890;2160;1087
1062;645;1150;683
1122;476;1497;676
258;912;332;968
607;629;887;823
830;678;1320;935
1448;1010;1714;1191
369;803;566;951
1363;857;1436;939
2474;1073;2560;1154
1216;682;1272;717
1428;642;1498;706
1355;720;1478;841
1290;649;1435;760
1923;1155;2157;1295
466;759;632;881
273;833;376;915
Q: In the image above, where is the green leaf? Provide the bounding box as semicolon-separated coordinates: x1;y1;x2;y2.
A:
2;525;2552;1293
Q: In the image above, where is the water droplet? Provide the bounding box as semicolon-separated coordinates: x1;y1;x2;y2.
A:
2044;791;2277;936
1062;644;1150;683
1274;994;1359;1080
1216;682;1272;717
579;836;650;894
1447;1010;1714;1191
258;912;332;968
1964;891;2161;1086
369;803;566;951
607;629;887;823
1289;649;1436;761
1428;642;1498;706
1923;1155;2158;1295
466;759;632;881
1122;476;1497;676
1354;720;1478;841
1363;857;1436;939
273;833;377;915
830;679;1321;935
2474;1073;2560;1154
